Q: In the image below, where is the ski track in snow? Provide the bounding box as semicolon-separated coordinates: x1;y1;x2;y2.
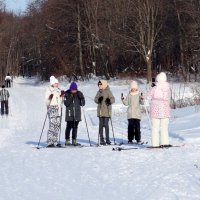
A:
0;77;200;200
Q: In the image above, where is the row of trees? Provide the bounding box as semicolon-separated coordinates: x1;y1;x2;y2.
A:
1;0;200;82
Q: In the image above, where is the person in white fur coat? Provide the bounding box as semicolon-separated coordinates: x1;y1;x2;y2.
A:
45;76;64;147
147;72;171;147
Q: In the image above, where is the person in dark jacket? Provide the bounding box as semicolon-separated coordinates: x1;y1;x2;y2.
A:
0;85;10;115
94;80;115;145
64;82;85;145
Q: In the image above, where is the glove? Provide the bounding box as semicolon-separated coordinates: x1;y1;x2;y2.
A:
98;96;103;103
49;94;53;100
60;90;65;97
105;98;111;106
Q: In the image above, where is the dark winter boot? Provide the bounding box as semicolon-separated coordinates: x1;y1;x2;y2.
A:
106;141;111;145
100;140;106;145
46;144;55;148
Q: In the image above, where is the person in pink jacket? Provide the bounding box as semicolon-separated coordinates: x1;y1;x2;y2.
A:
147;72;171;147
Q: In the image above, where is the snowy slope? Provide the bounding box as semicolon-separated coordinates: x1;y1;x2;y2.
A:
0;77;200;200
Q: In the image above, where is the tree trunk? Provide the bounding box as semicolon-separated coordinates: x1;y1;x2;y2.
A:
77;3;84;78
147;59;152;83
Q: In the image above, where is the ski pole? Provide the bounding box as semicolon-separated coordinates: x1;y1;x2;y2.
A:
37;98;52;149
57;105;63;147
82;107;92;146
37;112;48;149
107;105;116;145
97;103;102;146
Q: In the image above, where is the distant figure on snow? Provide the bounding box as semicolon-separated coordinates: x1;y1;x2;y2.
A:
121;80;144;144
45;76;64;147
5;73;12;88
147;72;171;147
94;80;115;145
64;82;85;146
0;85;10;116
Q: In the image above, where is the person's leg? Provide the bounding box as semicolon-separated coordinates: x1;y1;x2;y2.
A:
1;101;4;115
128;119;134;143
72;121;79;144
5;101;9;115
99;117;105;144
47;106;60;146
134;119;141;142
160;118;169;145
151;118;160;147
65;121;73;143
104;117;110;144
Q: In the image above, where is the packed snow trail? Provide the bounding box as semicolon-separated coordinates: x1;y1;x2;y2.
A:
0;77;200;200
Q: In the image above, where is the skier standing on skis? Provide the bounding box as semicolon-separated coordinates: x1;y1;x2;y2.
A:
45;76;64;147
0;85;10;116
147;72;171;147
121;80;144;144
94;80;115;145
64;82;85;146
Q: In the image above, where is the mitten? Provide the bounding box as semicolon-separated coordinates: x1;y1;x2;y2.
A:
60;90;65;97
98;96;103;103
49;94;53;100
105;98;111;106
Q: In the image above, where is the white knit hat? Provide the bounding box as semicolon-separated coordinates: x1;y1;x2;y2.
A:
156;72;167;82
130;80;138;90
50;76;58;85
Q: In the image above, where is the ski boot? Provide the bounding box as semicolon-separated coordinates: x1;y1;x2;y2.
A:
100;141;106;145
65;139;71;146
46;144;55;148
106;141;111;145
72;139;81;146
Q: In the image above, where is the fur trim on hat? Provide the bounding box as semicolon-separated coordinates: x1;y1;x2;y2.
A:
100;80;108;90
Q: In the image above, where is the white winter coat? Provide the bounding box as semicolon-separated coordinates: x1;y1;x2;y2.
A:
45;86;63;115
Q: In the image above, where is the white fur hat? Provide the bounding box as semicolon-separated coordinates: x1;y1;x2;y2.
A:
156;72;167;82
50;76;58;85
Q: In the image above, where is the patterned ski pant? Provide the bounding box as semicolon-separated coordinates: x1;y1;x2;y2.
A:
47;106;60;145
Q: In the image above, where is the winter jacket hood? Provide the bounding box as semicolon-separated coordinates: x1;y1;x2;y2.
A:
100;80;108;90
156;72;167;82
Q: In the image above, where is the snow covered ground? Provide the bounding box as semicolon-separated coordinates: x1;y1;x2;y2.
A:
0;77;200;200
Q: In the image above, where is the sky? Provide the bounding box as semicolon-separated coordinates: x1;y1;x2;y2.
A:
5;0;30;12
